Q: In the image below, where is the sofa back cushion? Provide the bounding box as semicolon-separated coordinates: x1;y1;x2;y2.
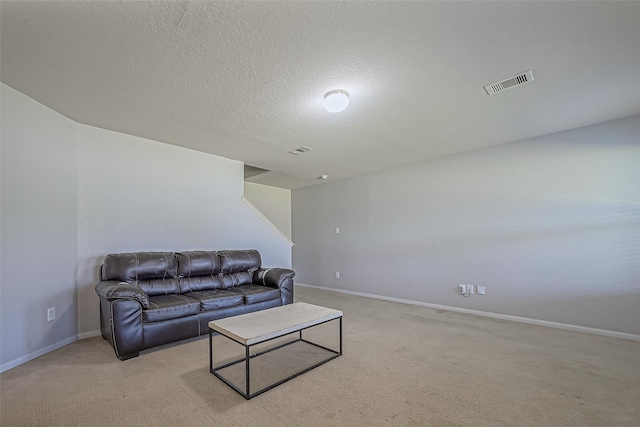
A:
176;251;223;292
219;249;261;289
219;249;261;274
103;252;177;282
137;278;181;296
179;276;223;293
176;251;221;276
102;252;180;296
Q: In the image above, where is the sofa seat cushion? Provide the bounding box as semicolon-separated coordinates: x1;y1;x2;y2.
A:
183;289;244;311
228;285;281;305
143;294;200;323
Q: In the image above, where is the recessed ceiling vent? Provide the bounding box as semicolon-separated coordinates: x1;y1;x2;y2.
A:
288;146;312;155
484;70;534;95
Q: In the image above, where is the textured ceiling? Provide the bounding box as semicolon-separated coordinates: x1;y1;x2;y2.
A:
2;1;640;189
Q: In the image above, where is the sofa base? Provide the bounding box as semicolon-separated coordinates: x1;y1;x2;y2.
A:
197;305;248;334
245;298;282;313
143;315;200;349
127;301;282;358
117;352;140;361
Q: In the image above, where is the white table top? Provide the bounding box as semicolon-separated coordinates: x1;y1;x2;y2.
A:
209;302;342;346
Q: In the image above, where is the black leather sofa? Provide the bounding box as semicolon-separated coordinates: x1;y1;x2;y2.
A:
95;249;294;360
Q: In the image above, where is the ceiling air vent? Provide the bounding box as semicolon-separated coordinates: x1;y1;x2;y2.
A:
288;146;312;155
484;70;534;95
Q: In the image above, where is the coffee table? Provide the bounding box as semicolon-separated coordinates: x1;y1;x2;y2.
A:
209;302;342;399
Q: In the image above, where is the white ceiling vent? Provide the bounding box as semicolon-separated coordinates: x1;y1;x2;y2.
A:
484;70;534;95
288;146;313;155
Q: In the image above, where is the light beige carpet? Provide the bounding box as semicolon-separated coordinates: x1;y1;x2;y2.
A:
1;286;639;426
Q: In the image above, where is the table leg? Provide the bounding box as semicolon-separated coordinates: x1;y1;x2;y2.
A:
339;316;343;355
209;328;213;372
245;345;251;398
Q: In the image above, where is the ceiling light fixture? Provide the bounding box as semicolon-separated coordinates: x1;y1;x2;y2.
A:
323;90;349;113
288;146;313;155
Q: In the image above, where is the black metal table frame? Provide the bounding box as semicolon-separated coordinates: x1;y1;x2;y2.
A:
209;316;342;400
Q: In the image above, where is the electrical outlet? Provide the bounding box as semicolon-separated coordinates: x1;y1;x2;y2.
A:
336;271;340;279
47;307;55;322
467;284;474;294
477;286;486;295
458;284;466;294
335;227;340;234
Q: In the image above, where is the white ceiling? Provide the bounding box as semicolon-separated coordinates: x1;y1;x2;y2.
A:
2;1;640;189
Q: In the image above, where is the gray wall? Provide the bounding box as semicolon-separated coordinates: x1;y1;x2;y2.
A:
1;84;79;368
292;115;640;335
244;182;292;240
1;83;291;371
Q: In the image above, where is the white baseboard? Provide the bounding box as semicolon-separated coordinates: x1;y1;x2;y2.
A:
0;335;78;373
78;330;101;340
1;329;103;373
295;283;640;342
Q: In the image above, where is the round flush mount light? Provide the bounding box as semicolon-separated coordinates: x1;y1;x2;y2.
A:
323;90;349;113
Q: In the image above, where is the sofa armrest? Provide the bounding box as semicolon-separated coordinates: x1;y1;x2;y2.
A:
253;268;295;288
253;268;295;305
95;281;149;309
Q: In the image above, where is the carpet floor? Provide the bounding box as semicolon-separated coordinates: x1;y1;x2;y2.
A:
1;285;639;426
